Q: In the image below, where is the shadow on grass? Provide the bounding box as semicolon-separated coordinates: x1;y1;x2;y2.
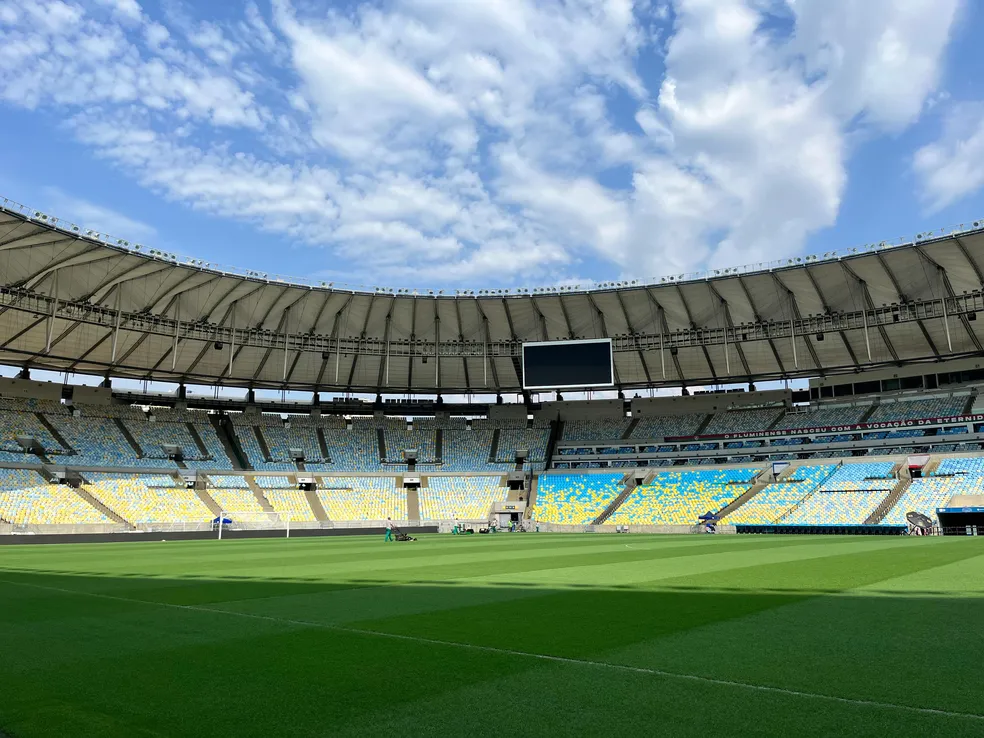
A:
0;553;983;738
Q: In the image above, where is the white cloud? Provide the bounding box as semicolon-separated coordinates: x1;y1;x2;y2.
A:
0;0;964;288
42;187;157;241
788;0;960;131
0;0;264;127
95;0;142;23
913;103;984;213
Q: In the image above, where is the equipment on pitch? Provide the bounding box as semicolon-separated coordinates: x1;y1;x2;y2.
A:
391;524;416;542
216;511;292;539
906;511;933;530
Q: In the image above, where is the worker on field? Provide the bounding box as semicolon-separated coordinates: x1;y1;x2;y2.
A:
384;517;393;542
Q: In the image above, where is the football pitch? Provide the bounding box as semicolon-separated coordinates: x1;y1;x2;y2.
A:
1;534;982;737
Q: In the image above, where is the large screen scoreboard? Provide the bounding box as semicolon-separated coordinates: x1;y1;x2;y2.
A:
521;338;614;390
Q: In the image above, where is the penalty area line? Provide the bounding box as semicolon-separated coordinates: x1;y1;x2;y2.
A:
2;576;982;723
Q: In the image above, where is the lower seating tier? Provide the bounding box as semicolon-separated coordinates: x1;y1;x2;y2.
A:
317;477;405;520
0;484;111;525
86;476;211;524
419;477;507;520
607;468;760;526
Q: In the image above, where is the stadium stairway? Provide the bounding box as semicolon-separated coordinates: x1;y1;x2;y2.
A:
114;419;145;458
545;420;564;463
245;477;275;512
865;477;911;525
31;447;51;464
525;475;538;519
717;469;773;519
254;427;274;463
377;428;387;463
693;414;713;436
774;492;814;524
592;472;642;525
195;488;222;517
406;485;421;522
775;462;804;481
212;415;249;470
769;463;839;521
487;429;500;464
858;404;878;424
304;490;329;522
35;412;73;453
75;486;132;527
435;428;443;464
316;428;332;461
186;423;210;458
621;418;639;440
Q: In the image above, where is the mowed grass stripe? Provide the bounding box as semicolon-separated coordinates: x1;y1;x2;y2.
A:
0;536;839;600
2;574;982;732
2;536;983;737
215;538;900;625
599;544;984;716
0;534;825;580
458;536;930;588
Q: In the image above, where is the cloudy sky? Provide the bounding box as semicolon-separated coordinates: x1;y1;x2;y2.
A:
1;0;983;293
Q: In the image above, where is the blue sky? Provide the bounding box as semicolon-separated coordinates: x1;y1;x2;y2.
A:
1;0;984;295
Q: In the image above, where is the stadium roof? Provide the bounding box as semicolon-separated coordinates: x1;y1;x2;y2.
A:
2;199;984;394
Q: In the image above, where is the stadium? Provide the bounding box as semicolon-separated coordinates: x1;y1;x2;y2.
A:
2;197;984;736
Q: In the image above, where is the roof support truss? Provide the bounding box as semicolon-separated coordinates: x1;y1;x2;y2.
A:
772;272;823;372
736;276;786;376
346;294;376;391
839;262;900;364
286;292;332;386
875;252;940;358
707;282;751;379
585;292;622;387
556;295;576;340
675;285;717;383
614;289;652;385
377;301;395;391
802;267;859;367
500;299;522;387
454;299;471;393
474;300;499;389
644;288;683;381
252;289;312;383
914;245;984;354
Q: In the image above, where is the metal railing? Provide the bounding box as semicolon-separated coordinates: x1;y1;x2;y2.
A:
3;283;982;359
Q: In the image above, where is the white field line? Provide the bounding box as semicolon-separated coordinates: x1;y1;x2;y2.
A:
2;576;982;723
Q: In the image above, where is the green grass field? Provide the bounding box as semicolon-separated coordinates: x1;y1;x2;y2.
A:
1;533;983;737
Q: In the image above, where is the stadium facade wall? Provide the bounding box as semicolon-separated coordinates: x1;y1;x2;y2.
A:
536;399;625;421
0;377;62;401
631;390;791;417
808;355;984;391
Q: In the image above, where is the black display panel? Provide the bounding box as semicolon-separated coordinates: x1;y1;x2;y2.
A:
522;339;614;390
